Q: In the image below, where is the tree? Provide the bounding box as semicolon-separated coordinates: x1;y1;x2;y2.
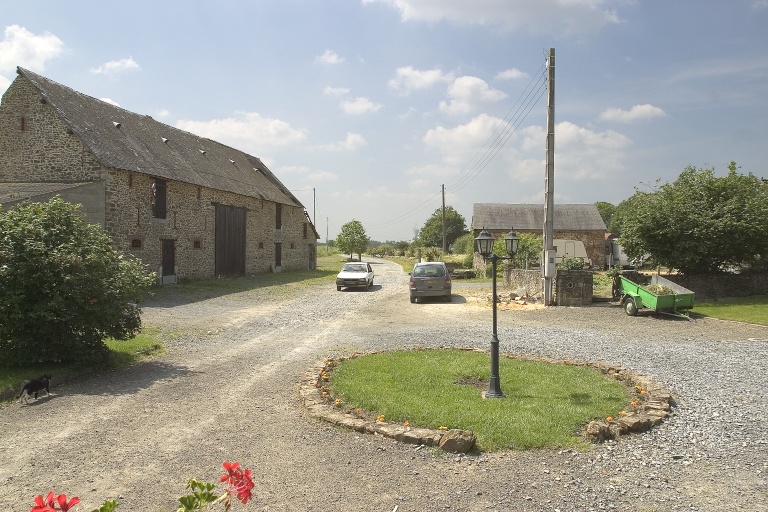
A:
594;201;617;233
336;219;370;260
417;206;468;250
616;163;768;274
0;197;157;365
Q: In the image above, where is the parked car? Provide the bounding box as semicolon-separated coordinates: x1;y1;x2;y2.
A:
409;261;451;303
336;262;374;291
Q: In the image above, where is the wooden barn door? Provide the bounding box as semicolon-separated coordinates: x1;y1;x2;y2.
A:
161;239;176;284
215;204;247;276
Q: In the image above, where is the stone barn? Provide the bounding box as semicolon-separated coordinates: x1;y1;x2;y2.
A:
471;203;607;267
0;67;318;282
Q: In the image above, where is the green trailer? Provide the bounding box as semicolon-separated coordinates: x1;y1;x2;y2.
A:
614;274;695;318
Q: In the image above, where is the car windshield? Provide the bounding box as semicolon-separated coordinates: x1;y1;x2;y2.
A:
343;264;367;273
413;264;445;277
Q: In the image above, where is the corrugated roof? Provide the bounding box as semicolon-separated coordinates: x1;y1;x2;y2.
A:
17;67;303;209
472;203;606;231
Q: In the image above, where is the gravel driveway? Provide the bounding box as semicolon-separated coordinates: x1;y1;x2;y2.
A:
1;259;766;512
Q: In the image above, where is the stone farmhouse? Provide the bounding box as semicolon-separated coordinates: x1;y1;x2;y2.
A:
0;67;318;282
472;203;607;266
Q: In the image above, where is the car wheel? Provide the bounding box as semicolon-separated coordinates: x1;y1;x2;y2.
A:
337;286;342;291
410;296;416;304
444;294;451;302
624;297;638;316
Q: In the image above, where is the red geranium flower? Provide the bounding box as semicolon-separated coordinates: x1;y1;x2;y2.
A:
30;492;80;512
220;461;255;505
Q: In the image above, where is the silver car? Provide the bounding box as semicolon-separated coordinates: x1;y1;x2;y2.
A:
336;261;374;291
409;261;451;303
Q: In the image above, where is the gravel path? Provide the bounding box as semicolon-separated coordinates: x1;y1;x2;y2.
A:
1;258;766;512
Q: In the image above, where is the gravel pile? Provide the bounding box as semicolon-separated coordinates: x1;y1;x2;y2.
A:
0;258;766;511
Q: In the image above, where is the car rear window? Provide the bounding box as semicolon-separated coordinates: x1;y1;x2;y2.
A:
414;264;445;277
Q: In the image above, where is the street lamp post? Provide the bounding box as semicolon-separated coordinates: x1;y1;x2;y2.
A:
474;229;520;398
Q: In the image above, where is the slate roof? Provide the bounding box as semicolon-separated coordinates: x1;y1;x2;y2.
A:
16;67;303;208
0;182;93;205
472;203;606;232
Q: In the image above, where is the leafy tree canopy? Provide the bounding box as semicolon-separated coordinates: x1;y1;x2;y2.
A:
417;206;468;249
0;197;156;365
336;219;370;260
595;201;617;233
616;162;768;274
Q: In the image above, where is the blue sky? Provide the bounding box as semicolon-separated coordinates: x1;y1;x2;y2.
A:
2;1;766;242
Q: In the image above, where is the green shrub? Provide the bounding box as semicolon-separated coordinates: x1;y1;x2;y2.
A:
0;198;156;365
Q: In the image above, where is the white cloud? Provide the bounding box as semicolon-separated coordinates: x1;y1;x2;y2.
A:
496;68;529;80
387;66;452;95
0;25;64;74
100;98;120;107
307;170;339;182
90;57;140;76
176;111;307;155
520;121;631;182
317;132;367;151
363;0;623;36
600;104;667;123
323;86;351;96
315;49;345;64
439;76;507;116
156;109;171;119
340;97;383;115
278;165;339;182
424;116;631;188
423;113;510;166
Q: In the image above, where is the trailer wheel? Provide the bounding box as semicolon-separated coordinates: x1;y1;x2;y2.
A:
624;297;638;316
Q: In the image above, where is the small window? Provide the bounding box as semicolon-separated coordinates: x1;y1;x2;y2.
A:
19;117;26;132
290;243;295;249
151;178;167;219
131;239;143;249
258;242;264;249
303;223;308;239
193;239;202;249
275;203;282;229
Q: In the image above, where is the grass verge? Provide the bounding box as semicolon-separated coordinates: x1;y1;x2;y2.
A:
692;295;768;326
0;327;164;399
329;349;629;451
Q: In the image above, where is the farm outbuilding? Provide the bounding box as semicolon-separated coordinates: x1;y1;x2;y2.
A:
0;67;318;282
471;203;607;266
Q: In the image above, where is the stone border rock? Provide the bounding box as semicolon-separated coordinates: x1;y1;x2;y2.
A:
299;349;674;452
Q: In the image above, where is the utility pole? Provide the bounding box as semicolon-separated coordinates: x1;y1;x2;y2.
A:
442;184;447;254
543;48;556;306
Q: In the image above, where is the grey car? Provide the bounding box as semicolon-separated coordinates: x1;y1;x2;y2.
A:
409;261;452;303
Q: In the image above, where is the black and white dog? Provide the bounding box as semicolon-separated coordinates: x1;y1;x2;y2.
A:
17;375;51;404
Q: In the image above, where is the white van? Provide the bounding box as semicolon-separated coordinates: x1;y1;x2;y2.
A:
605;239;642;269
553;239;591;266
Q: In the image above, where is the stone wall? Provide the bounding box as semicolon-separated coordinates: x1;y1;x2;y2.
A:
555;269;593;306
474;228;605;269
655;273;768;302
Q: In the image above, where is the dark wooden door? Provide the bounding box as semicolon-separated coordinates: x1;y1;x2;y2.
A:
161;239;176;283
215;204;246;276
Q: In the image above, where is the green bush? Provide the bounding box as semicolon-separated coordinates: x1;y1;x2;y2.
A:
0;198;156;365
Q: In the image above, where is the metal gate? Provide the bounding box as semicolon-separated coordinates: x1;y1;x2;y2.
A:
215;204;247;276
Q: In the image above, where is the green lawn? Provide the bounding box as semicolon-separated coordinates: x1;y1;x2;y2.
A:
693;295;768;326
329;349;629;451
